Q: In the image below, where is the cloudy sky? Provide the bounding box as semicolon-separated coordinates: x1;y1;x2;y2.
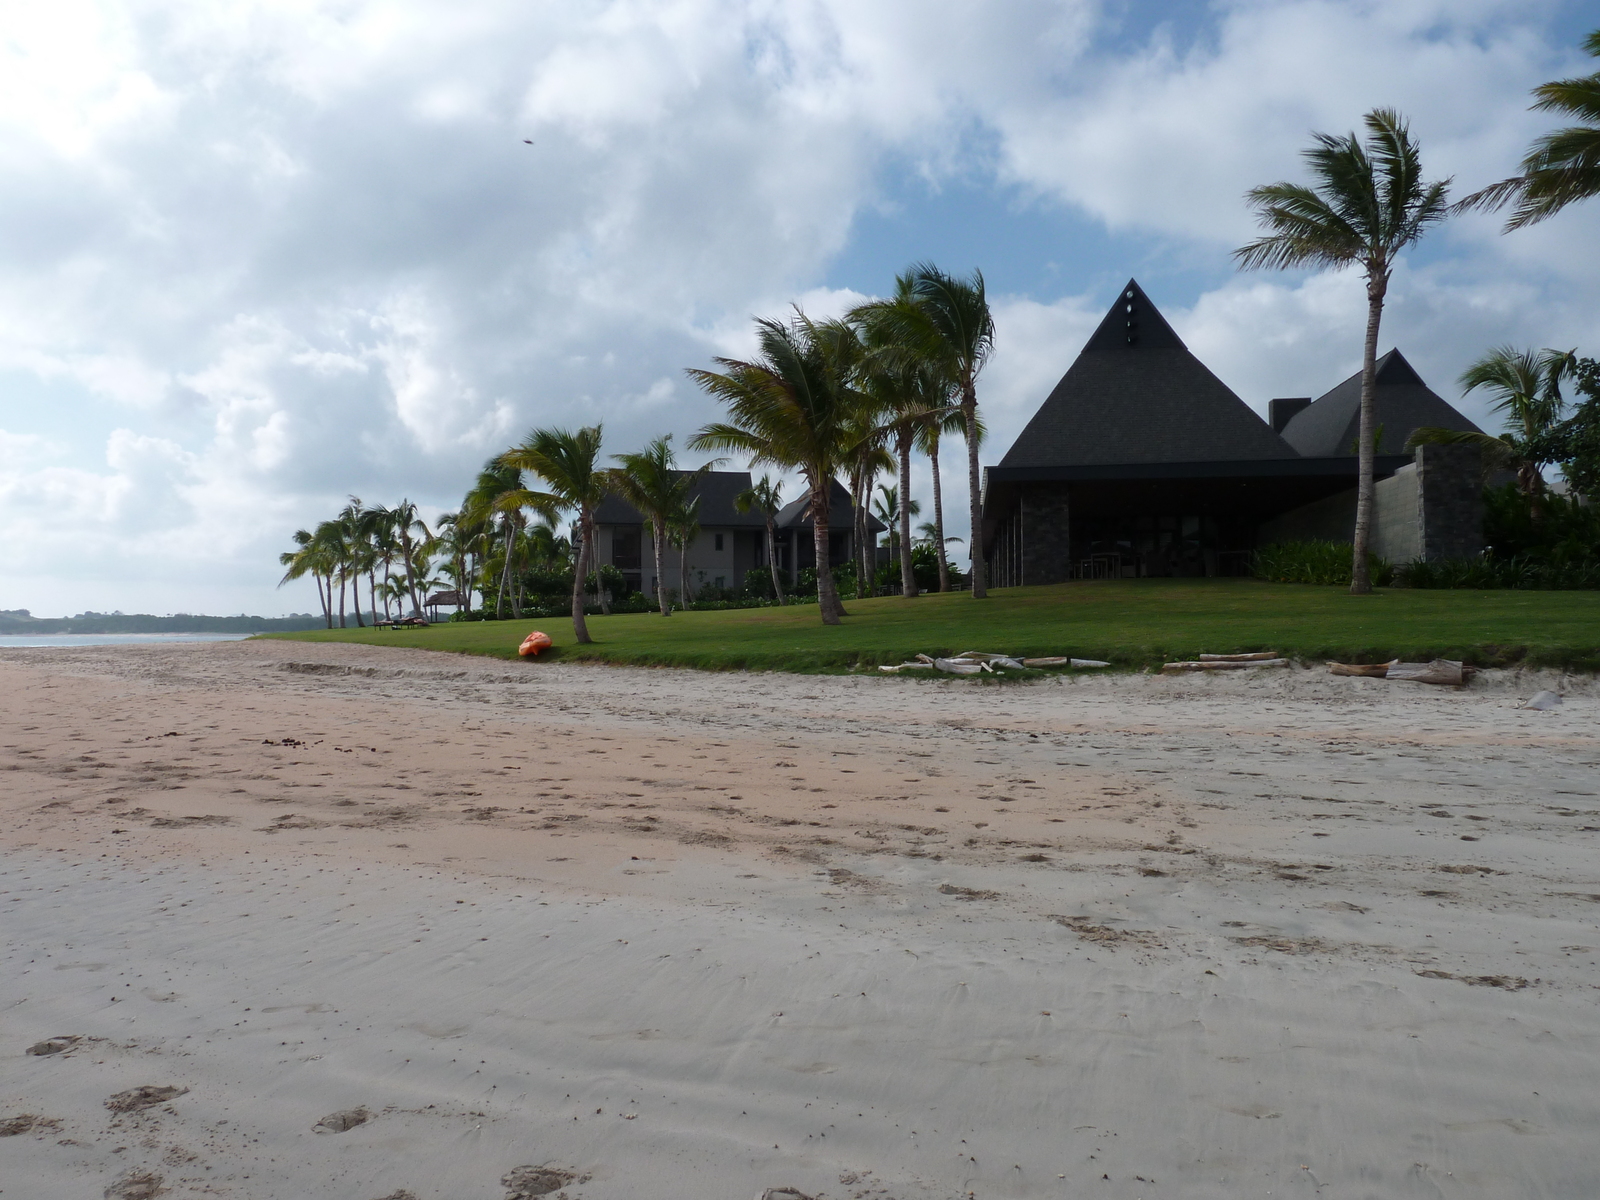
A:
3;0;1598;617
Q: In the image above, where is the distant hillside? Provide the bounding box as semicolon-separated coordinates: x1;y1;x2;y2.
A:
0;610;326;634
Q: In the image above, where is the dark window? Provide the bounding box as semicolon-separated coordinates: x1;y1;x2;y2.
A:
612;528;642;570
714;533;724;551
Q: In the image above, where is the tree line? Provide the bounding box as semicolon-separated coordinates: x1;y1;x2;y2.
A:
280;262;996;636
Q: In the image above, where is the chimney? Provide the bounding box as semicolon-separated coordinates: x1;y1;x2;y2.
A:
1269;397;1312;434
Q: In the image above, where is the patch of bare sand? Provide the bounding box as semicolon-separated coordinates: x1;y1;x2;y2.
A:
2;639;1599;1198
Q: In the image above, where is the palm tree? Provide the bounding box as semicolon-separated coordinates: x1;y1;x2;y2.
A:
1235;108;1450;594
1408;346;1575;515
872;483;921;591
461;459;555;618
734;474;788;604
1459;30;1600;230
500;425;607;643
916;521;962;549
853;264;995;598
278;528;333;627
386;500;432;616
918;406;974;592
610;435;717;616
838;406;891;599
668;495;702;608
688;312;863;626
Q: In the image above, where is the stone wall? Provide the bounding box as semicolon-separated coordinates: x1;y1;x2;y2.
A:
1416;444;1484;561
1372;464;1421;563
1021;487;1073;584
1256;445;1481;563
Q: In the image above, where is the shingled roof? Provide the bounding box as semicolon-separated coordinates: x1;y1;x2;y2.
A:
996;280;1297;469
593;470;766;528
1279;348;1482;457
595;471;884;533
775;478;886;532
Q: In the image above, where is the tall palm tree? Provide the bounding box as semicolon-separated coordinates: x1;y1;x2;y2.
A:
668;495;702;608
278;528;333;627
688;312;863;626
1409;346;1575;515
918;406;973;592
854;265;996;598
1459;30;1600;230
1235;108;1450;594
387;500;432;616
500;425;607;643
610;435;718;616
837;405;891;599
734;474;788;604
872;483;921;592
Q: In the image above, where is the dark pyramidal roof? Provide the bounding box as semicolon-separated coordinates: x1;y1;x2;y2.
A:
1279;348;1482;457
997;280;1297;469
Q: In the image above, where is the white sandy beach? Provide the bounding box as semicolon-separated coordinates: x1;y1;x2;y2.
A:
2;640;1598;1200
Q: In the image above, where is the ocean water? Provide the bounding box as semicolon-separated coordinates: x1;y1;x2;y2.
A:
0;633;257;649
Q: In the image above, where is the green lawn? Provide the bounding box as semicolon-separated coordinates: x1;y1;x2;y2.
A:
265;579;1600;672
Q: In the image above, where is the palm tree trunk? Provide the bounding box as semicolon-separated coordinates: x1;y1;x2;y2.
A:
495;523;512;617
809;472;845;624
338;569;347;628
570;509;592;643
854;466;869;599
678;535;691;609
400;534;421;616
1350;275;1387;596
318;573;331;628
929;437;950;592
653;521;671;615
962;388;987;598
897;433;916;598
764;515;787;605
587;519;610;616
353;568;366;627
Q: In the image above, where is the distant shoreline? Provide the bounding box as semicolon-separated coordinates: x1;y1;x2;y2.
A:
0;613;325;635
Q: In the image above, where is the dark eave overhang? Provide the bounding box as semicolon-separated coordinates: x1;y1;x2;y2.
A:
985;455;1410;485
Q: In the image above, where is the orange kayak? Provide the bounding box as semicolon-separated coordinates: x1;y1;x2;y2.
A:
518;630;552;658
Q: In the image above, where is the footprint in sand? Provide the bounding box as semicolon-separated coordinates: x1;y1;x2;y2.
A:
26;1035;85;1056
502;1164;580;1198
0;1113;58;1137
104;1171;164;1200
315;1107;371;1133
105;1086;188;1113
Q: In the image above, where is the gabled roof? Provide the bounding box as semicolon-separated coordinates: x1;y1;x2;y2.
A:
775;478;886;532
1279;348;1483;457
997;280;1297;468
593;470;766;528
594;471;885;532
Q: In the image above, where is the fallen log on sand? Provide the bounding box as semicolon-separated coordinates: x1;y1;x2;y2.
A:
1163;658;1289;674
1386;660;1466;686
1326;659;1468;685
1198;651;1280;662
1327;661;1393;678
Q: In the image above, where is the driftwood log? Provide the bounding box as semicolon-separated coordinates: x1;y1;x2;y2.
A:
1198;651;1280;662
1327;661;1394;677
1386;660;1466;686
1162;658;1289;673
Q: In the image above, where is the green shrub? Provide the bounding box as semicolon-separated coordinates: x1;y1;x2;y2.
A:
1397;555;1600;589
1253;540;1393;587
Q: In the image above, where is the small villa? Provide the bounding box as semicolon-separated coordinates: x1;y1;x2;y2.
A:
593;473;883;599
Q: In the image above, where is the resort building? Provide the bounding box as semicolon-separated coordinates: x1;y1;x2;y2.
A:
592;473;883;599
982;280;1486;585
